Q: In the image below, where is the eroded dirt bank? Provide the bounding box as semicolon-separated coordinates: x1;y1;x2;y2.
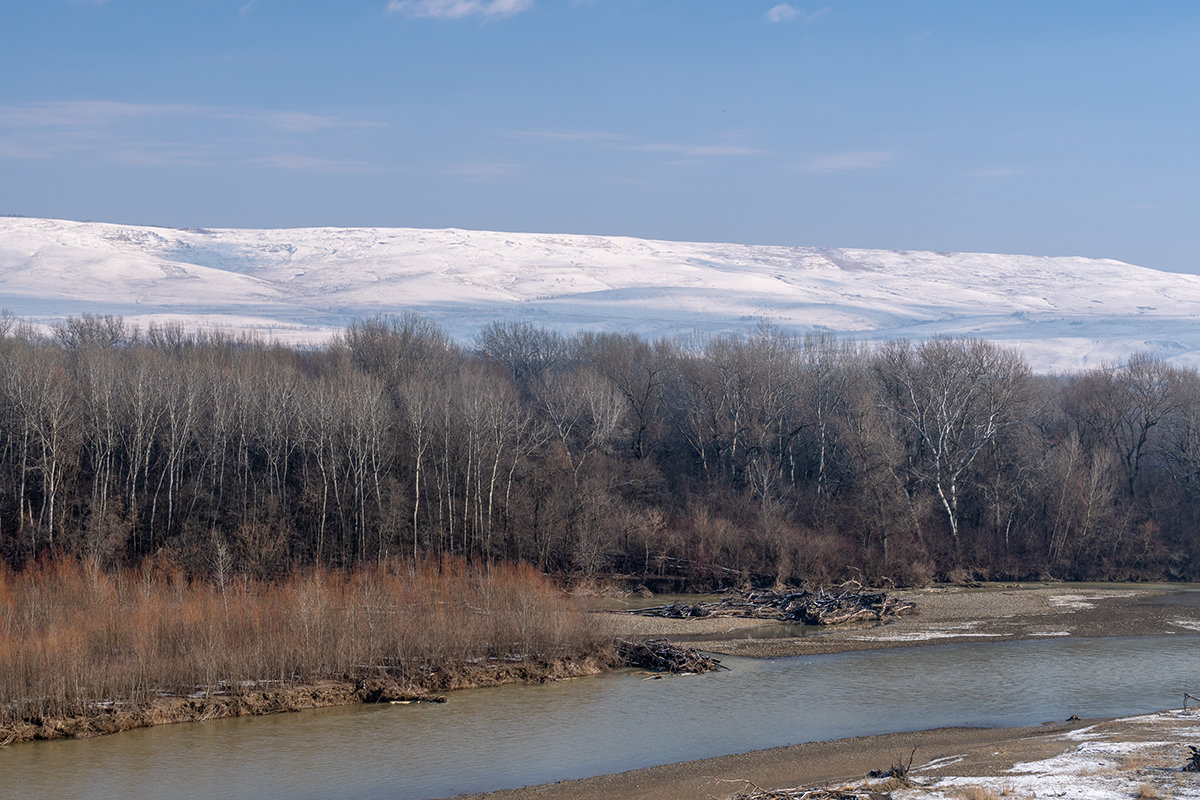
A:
0;652;619;746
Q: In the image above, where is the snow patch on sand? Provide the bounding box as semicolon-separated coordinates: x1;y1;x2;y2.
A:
901;710;1200;800
914;754;968;771
1048;591;1142;611
1063;724;1101;741
854;622;1010;642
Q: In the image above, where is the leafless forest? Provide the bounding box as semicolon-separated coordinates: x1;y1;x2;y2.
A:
0;312;1197;586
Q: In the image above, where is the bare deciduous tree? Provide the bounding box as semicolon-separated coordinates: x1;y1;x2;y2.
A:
874;338;1032;557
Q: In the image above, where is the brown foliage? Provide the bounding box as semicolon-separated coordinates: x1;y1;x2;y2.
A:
0;555;603;730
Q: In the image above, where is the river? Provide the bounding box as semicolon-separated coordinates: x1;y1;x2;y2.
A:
4;634;1198;799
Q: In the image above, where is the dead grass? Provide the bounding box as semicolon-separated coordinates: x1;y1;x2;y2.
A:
1119;752;1164;770
960;787;1001;800
0;555;607;732
1134;783;1161;799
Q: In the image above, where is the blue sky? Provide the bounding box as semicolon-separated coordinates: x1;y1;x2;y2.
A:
2;1;1197;272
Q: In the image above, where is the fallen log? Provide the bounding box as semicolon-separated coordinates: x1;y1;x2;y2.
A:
631;602;711;618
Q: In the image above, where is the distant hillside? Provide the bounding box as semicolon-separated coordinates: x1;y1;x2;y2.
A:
2;216;1198;372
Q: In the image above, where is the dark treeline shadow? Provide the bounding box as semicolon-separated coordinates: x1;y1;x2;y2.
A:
0;311;1198;587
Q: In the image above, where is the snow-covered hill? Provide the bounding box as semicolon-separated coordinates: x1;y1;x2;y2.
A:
1;216;1197;372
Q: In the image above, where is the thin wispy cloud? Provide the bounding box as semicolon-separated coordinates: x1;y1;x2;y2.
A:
796;151;893;172
766;4;799;22
248;154;379;173
514;129;765;159
0;101;380;133
765;5;830;23
968;167;1024;178
243;110;383;133
445;162;521;180
0;100;177;128
516;129;627;144
631;142;765;157
0;135;47;160
111;144;212;168
387;0;533;19
0;101;385;171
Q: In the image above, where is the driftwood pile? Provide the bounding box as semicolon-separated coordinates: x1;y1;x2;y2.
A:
631;581;916;626
730;786;876;800
615;638;724;674
730;776;910;800
730;753;915;800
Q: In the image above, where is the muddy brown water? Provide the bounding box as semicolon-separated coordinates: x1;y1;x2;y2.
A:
4;634;1199;800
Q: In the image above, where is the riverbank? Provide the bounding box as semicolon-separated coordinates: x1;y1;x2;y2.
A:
7;581;1196;751
460;708;1200;800
8;583;1200;800
0;558;614;747
0;651;619;746
467;584;1200;800
603;583;1199;657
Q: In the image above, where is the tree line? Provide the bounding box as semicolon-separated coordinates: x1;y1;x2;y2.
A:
1;312;1198;586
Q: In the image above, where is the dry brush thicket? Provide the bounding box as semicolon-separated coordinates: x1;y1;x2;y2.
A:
0;556;604;735
0;312;1197;585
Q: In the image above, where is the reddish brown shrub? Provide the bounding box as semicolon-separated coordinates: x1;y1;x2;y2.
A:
0;556;602;727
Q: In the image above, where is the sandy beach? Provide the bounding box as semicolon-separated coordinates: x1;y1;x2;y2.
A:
603;583;1200;657
461;710;1200;800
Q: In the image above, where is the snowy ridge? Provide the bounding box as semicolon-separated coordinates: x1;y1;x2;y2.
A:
1;216;1198;372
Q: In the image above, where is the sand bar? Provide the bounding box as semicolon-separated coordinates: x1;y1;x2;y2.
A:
459;584;1200;800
